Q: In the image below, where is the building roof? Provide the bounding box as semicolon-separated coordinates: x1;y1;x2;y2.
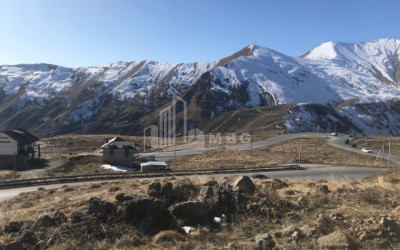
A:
2;128;39;145
101;137;135;149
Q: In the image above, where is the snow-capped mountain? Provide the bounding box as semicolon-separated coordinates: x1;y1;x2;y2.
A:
0;39;399;136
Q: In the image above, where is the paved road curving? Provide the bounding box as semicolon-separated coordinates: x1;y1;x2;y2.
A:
145;132;400;166
328;135;400;165
140;133;328;158
1;133;396;202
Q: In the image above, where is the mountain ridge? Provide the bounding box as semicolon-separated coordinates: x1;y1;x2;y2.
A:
0;39;400;136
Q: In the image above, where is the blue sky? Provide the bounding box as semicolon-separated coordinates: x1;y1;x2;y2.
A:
0;0;399;67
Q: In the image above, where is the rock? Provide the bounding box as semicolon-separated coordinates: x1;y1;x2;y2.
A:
299;225;315;237
199;185;218;200
218;186;240;215
17;229;38;245
148;182;186;202
147;182;162;197
316;184;330;193
88;197;102;214
138;209;175;234
88;197;116;221
231;176;255;194
4;222;24;233
254;233;276;250
170;186;185;202
379;217;398;230
198;186;219;210
34;215;56;228
70;211;88;224
169;201;210;225
317;230;349;249
115;193;133;204
153;230;186;243
120;195;163;221
53;211;68;224
161;182;173;197
4;242;24;250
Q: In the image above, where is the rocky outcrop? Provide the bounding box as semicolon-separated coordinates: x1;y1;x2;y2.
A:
53;211;68;225
33;215;56;228
17;229;39;245
317;230;350;249
231;176;256;194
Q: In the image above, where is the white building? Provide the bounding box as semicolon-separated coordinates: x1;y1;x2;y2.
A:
0;128;39;169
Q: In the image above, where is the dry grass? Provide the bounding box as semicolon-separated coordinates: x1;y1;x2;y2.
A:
40;132;278;159
0;178;194;227
0;170;15;181
0;136;389;182
1;168;400;249
167;138;389;170
40;134;147;159
46;155;112;176
353;136;400;155
26;137;391;179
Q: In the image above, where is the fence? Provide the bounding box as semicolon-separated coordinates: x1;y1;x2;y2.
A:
0;164;301;189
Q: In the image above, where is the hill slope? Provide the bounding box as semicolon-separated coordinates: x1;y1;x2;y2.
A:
0;39;399;136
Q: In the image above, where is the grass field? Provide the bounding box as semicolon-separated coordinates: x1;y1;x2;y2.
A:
0;168;399;249
167;138;390;170
0;171;14;181
1;136;391;181
38;132;280;159
353;136;400;156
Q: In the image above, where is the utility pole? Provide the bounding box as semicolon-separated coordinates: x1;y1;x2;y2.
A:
389;137;391;168
14;161;17;179
298;138;302;165
250;131;253;156
50;129;54;154
174;133;181;169
174;134;176;169
376;142;385;162
383;138;385;160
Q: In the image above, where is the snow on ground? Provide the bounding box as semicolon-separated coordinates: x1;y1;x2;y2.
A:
1;39;398;107
65;98;103;123
1;39;400;135
101;164;138;172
